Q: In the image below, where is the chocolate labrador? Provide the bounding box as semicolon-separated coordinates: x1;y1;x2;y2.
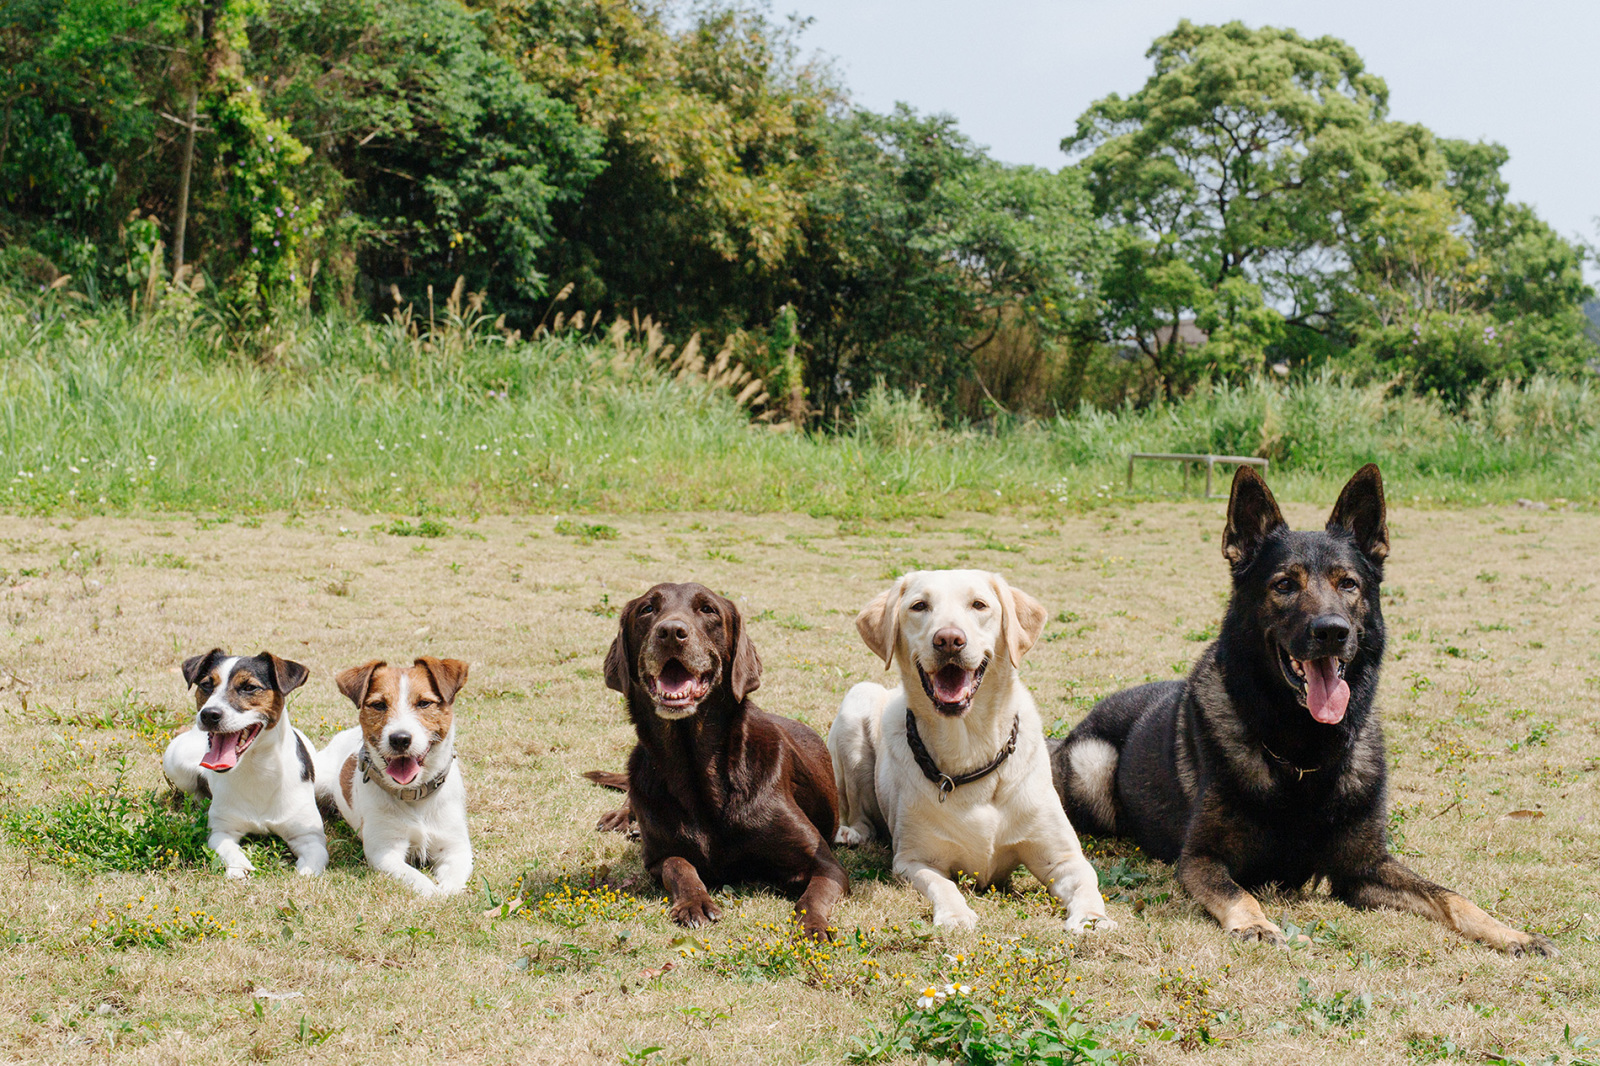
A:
585;582;849;937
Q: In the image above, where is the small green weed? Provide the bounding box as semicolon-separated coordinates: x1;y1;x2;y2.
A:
1296;977;1371;1029
849;990;1125;1065
89;897;237;949
554;518;618;543
379;518;452;538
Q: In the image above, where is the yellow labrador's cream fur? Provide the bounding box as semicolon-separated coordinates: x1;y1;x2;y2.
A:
827;570;1113;932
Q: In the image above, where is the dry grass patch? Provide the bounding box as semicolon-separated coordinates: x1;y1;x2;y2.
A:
0;504;1596;1063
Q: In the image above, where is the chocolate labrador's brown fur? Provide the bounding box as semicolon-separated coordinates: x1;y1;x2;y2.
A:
585;582;849;937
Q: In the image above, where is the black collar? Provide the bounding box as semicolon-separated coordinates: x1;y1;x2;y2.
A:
1260;740;1324;781
904;707;1019;802
358;747;454;802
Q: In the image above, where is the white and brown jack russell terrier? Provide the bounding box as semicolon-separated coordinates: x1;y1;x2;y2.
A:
163;649;328;879
314;657;473;897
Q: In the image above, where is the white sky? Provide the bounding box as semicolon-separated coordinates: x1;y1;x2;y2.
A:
789;0;1599;279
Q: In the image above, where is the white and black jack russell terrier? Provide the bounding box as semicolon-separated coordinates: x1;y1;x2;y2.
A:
163;649;328;879
315;657;473;897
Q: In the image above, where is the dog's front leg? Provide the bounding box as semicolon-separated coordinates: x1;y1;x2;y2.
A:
208;830;255;880
896;858;978;929
1176;849;1284;946
657;856;722;928
285;827;328;877
429;842;474;896
1332;855;1557;957
366;841;440;897
1020;842;1115;933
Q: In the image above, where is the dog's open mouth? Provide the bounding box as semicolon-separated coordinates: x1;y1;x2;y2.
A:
917;658;988;716
200;723;263;772
1279;647;1350;725
647;658;713;716
384;751;427;786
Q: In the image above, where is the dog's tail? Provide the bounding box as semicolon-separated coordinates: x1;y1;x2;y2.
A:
582;769;628;792
1048;687;1154;838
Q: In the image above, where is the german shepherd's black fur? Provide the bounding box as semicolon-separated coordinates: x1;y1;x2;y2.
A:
1049;465;1554;955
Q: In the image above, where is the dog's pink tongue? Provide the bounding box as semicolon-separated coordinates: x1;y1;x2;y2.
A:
387;756;420;785
933;665;971;703
201;732;241;771
1304;658;1349;724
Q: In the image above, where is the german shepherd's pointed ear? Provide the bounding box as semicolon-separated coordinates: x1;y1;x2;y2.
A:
856;576;909;669
336;660;385;706
1327;463;1389;563
1223;465;1287;569
417;657;470;704
990;573;1049;668
721;595;762;702
260;653;310;695
182;648;228;688
604;596;642;695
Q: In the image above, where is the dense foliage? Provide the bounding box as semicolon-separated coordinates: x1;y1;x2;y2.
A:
2;3;1592;414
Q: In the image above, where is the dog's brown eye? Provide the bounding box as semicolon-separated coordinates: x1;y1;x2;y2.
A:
699;603;717;615
638;603;655;616
1272;578;1296;594
971;600;988;611
365;700;387;712
1339;577;1360;592
909;601;928;612
416;700;437;710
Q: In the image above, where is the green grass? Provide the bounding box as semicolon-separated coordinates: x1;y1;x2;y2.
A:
2;758;211;873
3;294;1598;517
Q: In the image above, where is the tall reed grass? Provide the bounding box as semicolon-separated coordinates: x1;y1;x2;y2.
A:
2;295;1595;518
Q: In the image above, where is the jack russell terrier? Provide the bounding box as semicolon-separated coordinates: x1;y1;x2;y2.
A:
315;657;473;897
163;649;328;879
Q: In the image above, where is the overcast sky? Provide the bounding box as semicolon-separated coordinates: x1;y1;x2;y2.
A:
788;0;1598;277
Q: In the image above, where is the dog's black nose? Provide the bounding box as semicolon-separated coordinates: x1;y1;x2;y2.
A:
200;708;222;729
388;731;413;752
1309;615;1351;646
933;627;967;653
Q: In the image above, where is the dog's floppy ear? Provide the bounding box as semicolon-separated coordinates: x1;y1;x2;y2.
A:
260;653;310;695
336;660;384;706
604;595;644;695
722;595;762;702
417;657;469;704
1327;463;1389;564
1222;465;1287;569
856;576;908;669
990;574;1048;668
181;648;227;688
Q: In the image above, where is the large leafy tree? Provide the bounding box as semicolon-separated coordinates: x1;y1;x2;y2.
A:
248;0;604;313
1063;20;1439;388
485;0;839;330
798;106;1108;416
1064;19;1592;398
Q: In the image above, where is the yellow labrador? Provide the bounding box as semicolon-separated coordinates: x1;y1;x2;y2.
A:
828;570;1113;932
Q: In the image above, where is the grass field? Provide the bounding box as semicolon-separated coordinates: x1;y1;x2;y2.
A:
5;298;1600;519
1;500;1597;1063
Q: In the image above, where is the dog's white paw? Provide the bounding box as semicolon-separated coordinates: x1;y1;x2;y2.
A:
834;824;866;847
933;905;979;931
1065;913;1117;933
295;863;324;878
224;867;252;881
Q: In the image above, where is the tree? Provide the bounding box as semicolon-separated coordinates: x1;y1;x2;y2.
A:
796;106;1108;417
1063;20;1439;389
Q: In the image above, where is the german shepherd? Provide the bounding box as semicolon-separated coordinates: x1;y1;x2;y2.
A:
1049;464;1555;956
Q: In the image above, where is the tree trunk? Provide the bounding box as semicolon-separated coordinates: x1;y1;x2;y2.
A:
171;82;199;281
171;0;210;281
